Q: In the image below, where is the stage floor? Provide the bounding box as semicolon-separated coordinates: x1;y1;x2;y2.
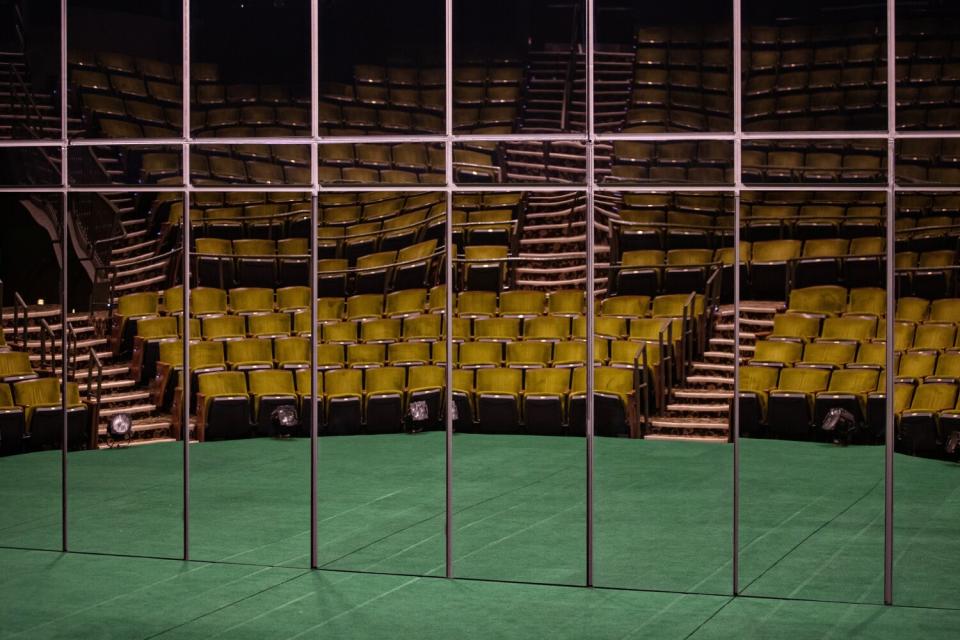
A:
2;548;960;639
2;434;959;637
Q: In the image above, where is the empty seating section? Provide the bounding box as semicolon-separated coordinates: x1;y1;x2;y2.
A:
129;280;709;439
742;283;960;454
69;54;516;184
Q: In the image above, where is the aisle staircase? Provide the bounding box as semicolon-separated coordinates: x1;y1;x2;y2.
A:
646;301;782;441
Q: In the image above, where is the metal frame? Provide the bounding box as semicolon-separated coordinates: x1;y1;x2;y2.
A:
5;0;950;605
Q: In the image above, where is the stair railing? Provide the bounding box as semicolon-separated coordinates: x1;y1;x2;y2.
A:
11;292;30;348
37;318;55;372
635;346;650;439
65;321;79;380
86;347;104;408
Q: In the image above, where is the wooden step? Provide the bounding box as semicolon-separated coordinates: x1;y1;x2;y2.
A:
666;403;730;413
649;417;729;431
644;434;729;443
673;389;734;400
97;403;157;419
685;375;735;387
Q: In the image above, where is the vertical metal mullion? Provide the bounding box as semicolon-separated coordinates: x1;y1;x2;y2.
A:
309;196;319;569
584;0;596;588
310;0;320;571
59;0;69;553
732;0;743;597
443;0;454;580
181;0;192;562
884;0;896;608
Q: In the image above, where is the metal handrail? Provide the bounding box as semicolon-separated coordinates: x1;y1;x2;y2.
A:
64;321;79;380
86;348;104;406
12;292;29;348
37;319;55;371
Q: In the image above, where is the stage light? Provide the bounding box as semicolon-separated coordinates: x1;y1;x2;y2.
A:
946;431;960;461
821;408;857;446
271;405;299;437
407;400;429;434
107;413;133;447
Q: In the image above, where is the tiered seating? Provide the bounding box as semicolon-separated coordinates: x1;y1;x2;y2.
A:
609;141;733;183
741;141;886;183
135;283;709;439
624;25;733;133
743;20;887;131
70;52;512;185
738;284;960;452
896;16;960;131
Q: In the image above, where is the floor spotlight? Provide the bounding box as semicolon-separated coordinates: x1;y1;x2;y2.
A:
821;407;857;446
107;413;133;447
407;400;429;434
270;405;299;437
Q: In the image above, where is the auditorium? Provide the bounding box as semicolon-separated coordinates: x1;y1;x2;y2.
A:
0;0;958;637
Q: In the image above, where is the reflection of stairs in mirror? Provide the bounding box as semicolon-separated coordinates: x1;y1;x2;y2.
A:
646;301;784;441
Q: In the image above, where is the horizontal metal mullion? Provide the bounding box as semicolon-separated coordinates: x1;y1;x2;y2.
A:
894;130;960;139
0;186;67;193
69;137;189;147
894;184;960;192
741;130;889;140
0;139;65;148
455;133;589;142
316;184;445;192
451;183;587;192
740;184;890;192
595;184;735;193
597;132;735;142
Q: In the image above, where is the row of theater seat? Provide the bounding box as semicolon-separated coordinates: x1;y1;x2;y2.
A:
741;364;960;458
116;288;694;326
189;363;636;441
0;364;88;456
191;238;440;292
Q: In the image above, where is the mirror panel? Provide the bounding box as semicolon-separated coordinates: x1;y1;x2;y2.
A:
738;188;887;603
595;189;734;593
68;0;183;140
892;188;960;607
186;189;313;567
742;0;887;133
451;189;586;585
66;190;183;557
313;190;448;575
0;193;64;550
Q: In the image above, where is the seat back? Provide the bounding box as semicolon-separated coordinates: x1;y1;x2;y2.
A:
248;369;296;396
476;368;522;395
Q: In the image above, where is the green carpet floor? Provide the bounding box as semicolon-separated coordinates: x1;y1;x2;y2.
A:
2;548;960;639
2;434;959;621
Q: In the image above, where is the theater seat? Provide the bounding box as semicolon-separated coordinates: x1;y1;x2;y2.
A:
476;368;522;434
0;383;26;456
738;365;780;437
0;351;39;384
767;368;831;441
248;369;300;436
407;365;445;430
813;369;881;435
523;368;570;436
364;367;406;433
899;382;958;456
196;371;251;441
324;369;363;435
